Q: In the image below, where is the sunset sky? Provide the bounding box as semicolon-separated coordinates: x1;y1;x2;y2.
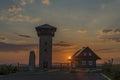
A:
0;0;120;64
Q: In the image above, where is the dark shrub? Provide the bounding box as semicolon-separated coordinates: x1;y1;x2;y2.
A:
0;65;18;75
111;68;120;80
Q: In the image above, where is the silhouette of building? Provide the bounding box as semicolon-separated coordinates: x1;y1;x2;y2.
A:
35;24;57;69
29;51;35;71
71;47;101;68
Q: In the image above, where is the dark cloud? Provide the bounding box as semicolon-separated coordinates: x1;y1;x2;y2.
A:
96;48;113;52
108;37;120;42
0;42;37;52
13;32;32;38
102;28;120;34
100;35;120;42
18;34;32;38
100;28;120;42
53;41;72;47
102;29;112;33
114;29;120;33
0;36;6;41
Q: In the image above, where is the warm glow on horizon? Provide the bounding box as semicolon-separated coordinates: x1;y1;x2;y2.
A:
68;56;71;60
0;0;120;64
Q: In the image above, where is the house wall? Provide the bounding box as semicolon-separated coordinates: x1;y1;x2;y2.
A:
72;47;101;69
72;60;96;68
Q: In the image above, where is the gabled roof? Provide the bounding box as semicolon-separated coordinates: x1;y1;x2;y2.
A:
72;47;101;60
73;47;86;57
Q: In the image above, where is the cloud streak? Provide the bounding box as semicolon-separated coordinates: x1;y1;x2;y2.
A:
18;34;32;38
0;42;37;52
0;36;7;42
99;28;120;42
20;0;34;6
14;32;32;38
96;48;113;52
53;41;72;47
101;28;120;35
8;6;22;12
42;0;50;5
77;29;87;34
0;16;4;21
7;14;41;23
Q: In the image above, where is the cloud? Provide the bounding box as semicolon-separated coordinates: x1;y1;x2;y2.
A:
101;4;106;9
99;28;120;42
20;0;34;6
42;0;50;5
18;34;31;38
0;36;7;42
8;14;41;23
77;29;87;33
99;35;120;42
28;18;41;23
29;0;34;3
114;28;120;33
20;0;26;6
14;39;26;44
108;37;120;42
14;32;32;38
61;28;70;31
0;16;5;21
92;19;97;23
0;42;37;52
101;28;120;35
8;6;22;12
96;48;113;52
53;41;72;47
102;29;113;33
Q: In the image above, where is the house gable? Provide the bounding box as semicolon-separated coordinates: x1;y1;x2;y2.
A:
71;47;101;68
72;47;101;60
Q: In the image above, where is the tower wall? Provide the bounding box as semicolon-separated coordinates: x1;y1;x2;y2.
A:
39;36;52;69
35;24;56;69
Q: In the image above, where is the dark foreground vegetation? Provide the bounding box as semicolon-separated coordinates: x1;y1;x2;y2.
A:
0;61;120;80
0;64;18;75
102;59;120;80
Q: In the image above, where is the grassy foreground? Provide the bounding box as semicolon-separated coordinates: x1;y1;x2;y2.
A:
102;62;120;80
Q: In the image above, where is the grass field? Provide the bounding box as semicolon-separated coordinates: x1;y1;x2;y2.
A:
102;64;120;80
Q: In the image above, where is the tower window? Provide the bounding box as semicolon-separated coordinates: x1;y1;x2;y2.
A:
45;42;48;45
44;49;47;52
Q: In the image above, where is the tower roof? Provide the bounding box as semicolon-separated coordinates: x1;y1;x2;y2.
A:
37;24;56;29
35;24;57;36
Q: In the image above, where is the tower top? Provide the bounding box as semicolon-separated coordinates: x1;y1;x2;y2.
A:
37;24;56;29
35;24;57;37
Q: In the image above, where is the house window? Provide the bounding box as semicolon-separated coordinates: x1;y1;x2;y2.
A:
88;61;93;65
83;53;86;56
82;60;86;65
89;53;92;56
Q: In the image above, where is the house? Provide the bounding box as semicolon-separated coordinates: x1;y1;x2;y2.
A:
71;47;101;68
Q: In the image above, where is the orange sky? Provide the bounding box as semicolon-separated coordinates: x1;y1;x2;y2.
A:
0;43;119;65
0;0;120;65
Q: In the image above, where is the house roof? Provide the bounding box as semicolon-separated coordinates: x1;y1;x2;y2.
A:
72;47;101;60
